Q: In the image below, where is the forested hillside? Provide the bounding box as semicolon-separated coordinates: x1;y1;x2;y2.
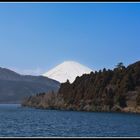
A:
22;61;140;113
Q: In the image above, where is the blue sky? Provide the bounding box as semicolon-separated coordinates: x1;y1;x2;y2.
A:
0;2;140;75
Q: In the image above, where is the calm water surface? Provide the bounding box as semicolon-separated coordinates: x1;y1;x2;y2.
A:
0;104;140;137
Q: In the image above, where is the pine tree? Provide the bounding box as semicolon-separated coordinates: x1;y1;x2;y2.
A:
116;62;125;70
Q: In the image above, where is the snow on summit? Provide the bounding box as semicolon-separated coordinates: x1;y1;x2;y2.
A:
43;61;93;83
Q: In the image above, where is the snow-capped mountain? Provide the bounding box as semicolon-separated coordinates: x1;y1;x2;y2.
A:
43;61;93;83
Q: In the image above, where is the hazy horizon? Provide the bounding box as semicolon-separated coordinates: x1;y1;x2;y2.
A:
0;2;140;75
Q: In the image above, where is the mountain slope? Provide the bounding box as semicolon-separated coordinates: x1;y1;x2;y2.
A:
43;61;93;83
0;67;60;103
22;60;140;113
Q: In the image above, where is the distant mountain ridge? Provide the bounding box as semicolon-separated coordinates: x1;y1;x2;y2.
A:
43;61;93;83
0;67;60;103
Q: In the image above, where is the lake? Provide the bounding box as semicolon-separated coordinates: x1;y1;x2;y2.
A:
0;104;140;137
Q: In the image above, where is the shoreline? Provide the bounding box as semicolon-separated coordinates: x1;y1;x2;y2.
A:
21;104;140;115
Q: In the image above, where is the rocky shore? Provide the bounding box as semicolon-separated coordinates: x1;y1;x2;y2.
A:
22;92;140;113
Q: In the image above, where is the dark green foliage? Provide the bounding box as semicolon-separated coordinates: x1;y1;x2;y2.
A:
136;87;140;105
118;95;127;108
23;60;140;112
116;62;125;70
57;61;140;110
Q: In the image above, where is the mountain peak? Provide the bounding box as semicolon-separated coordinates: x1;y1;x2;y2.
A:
43;61;93;83
62;60;79;63
62;61;84;65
